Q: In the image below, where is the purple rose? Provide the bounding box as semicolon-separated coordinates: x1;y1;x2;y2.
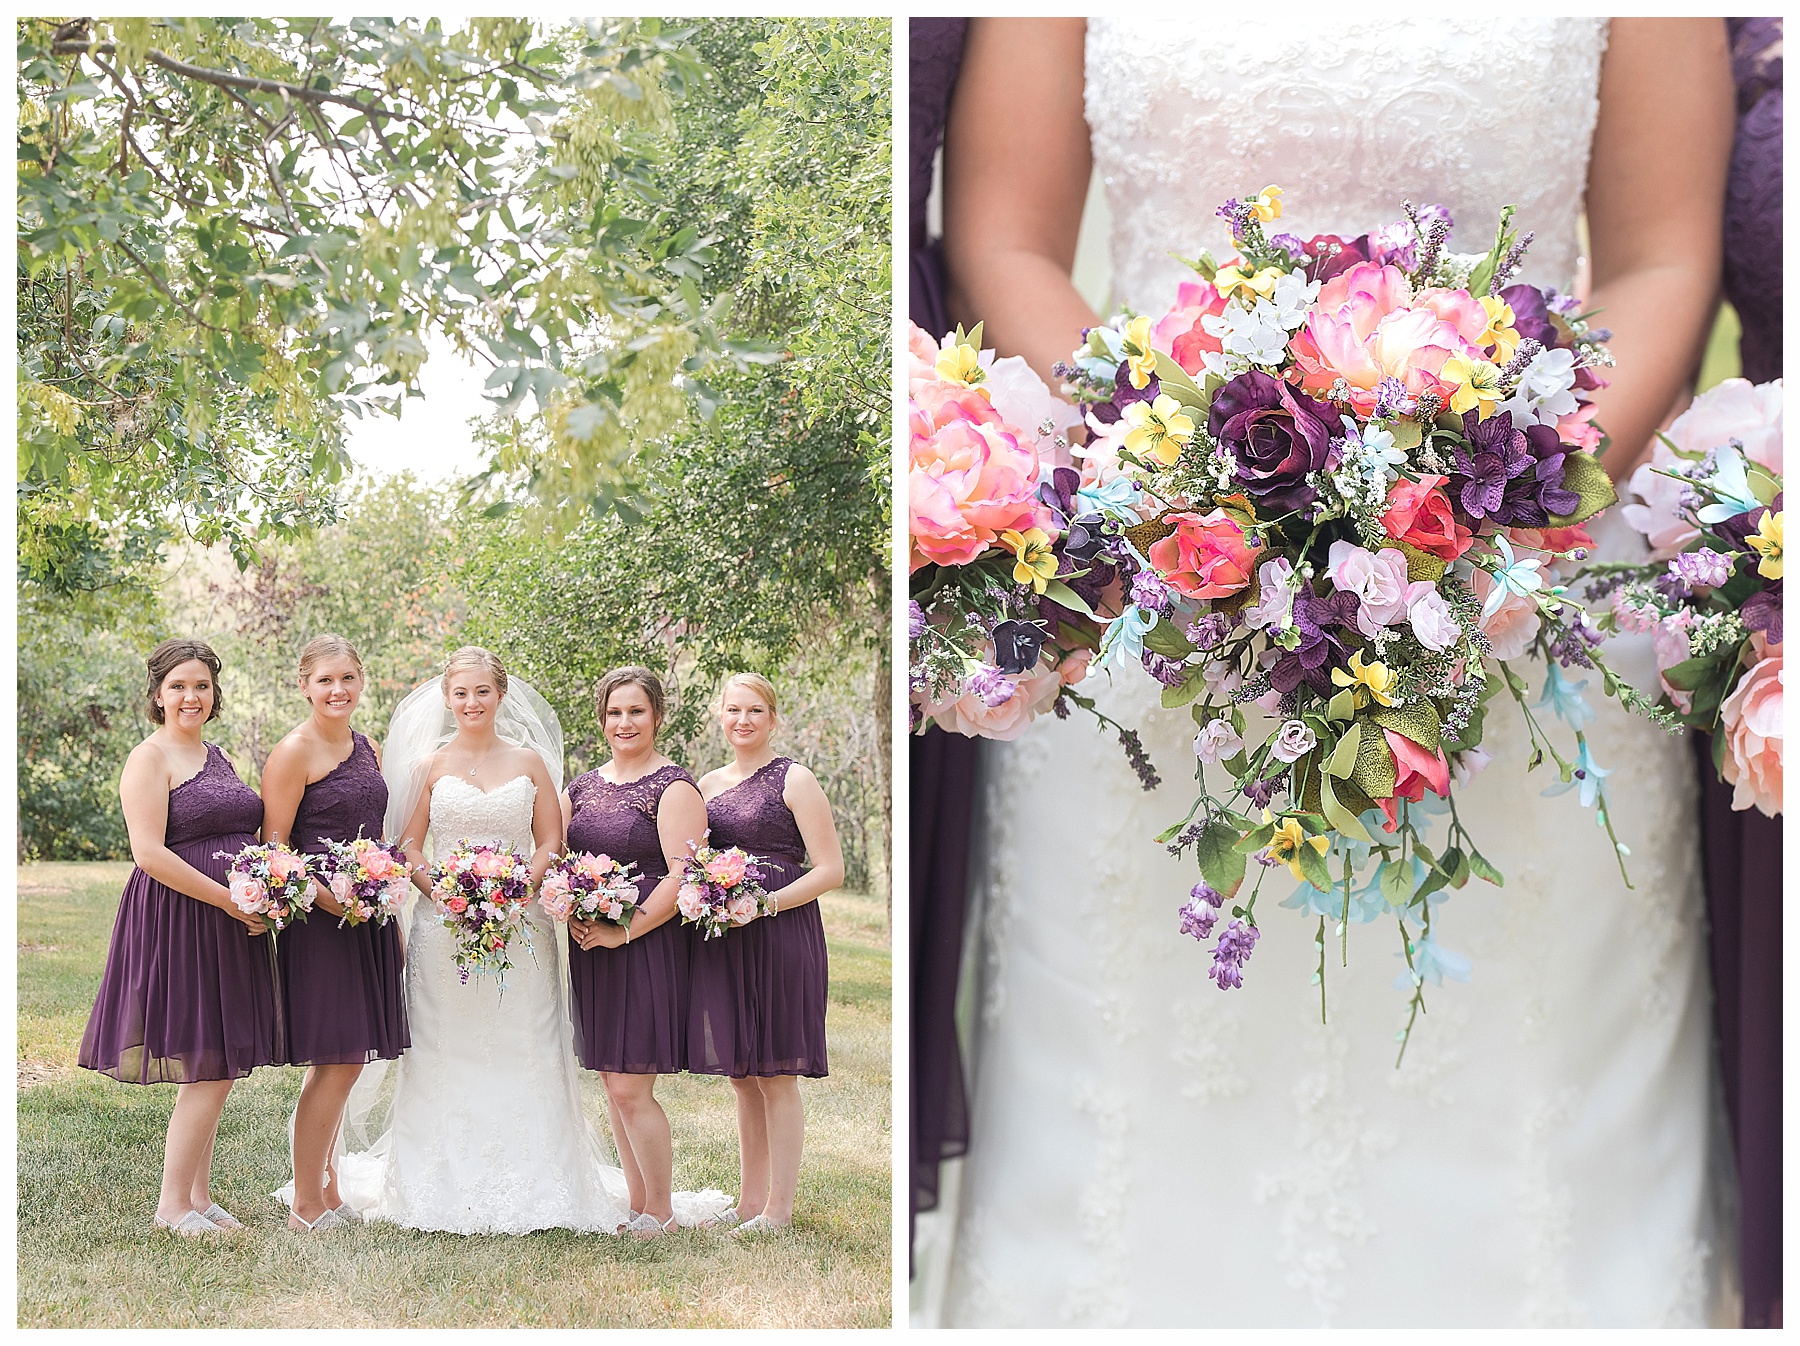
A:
1208;370;1335;512
1304;233;1371;284
1499;283;1565;352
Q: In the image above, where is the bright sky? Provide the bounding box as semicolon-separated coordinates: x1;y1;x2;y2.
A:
341;331;495;485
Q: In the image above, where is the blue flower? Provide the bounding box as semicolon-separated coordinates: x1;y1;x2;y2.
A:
1541;737;1610;810
1097;605;1158;670
1537;662;1594;731
1394;932;1473;990
1695;445;1763;525
1077;474;1146;523
1479;533;1545;621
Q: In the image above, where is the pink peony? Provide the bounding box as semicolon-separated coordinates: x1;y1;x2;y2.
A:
268;850;308;883
1147;509;1258;600
1664;376;1782;475
1719;634;1783;816
1411;286;1490;346
472;849;504;880
1152;280;1229;375
705;850;748;888
362;848;397;880
1380;474;1473;562
1286;263;1471;416
909;390;1048;572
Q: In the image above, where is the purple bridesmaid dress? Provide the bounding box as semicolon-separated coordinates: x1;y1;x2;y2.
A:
564;765;693;1074
1703;16;1783;1328
688;758;830;1079
276;731;409;1065
78;742;282;1082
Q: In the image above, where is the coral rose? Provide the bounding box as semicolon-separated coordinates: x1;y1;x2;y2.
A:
1147;509;1258;600
1719;634;1783;816
1381;474;1473;562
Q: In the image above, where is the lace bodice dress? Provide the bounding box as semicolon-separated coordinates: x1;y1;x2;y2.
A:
940;18;1723;1327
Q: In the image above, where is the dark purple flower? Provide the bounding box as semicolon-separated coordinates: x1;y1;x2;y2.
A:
1088;363;1161;427
1716;497;1779;555
1549;612;1603;669
1142;650;1187;687
1061;512;1108;565
1184;612;1232;651
1446;410;1580;525
1036;465;1081;524
990;620;1046;676
1208;918;1260;989
1268;587;1359;696
1209;370;1336;512
1242;770;1287;809
1744;583;1783;645
1304;232;1371;284
1118;728;1161;791
1499;283;1566;352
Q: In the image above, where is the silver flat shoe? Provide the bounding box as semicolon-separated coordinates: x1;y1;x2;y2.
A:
200;1203;243;1230
621;1212;676;1239
730;1214;791;1236
332;1203;364;1225
154;1210;220;1237
701;1206;742;1231
289;1206;352;1232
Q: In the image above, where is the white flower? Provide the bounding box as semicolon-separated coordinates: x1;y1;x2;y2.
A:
1270;270;1322;330
981;351;1084;438
1202;298;1290;367
1194;718;1245;765
1270;719;1317;763
1496;346;1578;427
1243;557;1297;631
1202;659;1244;698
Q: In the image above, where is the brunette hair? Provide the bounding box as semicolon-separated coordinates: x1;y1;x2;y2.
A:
594;665;666;728
144;638;224;724
298;633;364;684
715;671;780;724
441;646;508;698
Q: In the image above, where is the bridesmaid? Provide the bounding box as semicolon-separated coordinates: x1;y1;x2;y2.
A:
691;674;841;1233
78;638;281;1235
261;634;409;1232
562;666;707;1238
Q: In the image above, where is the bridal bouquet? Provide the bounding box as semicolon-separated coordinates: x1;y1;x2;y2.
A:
430;840;534;982
1591;377;1783;815
216;842;315;931
538;850;642;929
313;835;412;927
675;839;772;940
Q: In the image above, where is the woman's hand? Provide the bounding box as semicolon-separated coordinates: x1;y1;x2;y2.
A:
311;876;346;920
591;921;627;950
232;906;271;936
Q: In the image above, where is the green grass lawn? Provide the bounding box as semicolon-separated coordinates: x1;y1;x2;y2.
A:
17;862;892;1328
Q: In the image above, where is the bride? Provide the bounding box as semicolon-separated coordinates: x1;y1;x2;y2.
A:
930;18;1735;1327
317;646;723;1234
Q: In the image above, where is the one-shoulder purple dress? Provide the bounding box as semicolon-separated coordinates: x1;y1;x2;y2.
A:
689;758;830;1079
78;741;282;1083
276;731;409;1065
565;764;693;1074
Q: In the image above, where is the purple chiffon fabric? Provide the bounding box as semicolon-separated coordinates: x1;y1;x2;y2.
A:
78;742;283;1083
277;730;409;1066
688;758;830;1079
1706;17;1783;1327
564;765;693;1074
909;16;977;1246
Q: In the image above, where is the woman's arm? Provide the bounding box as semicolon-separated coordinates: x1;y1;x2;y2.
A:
1584;18;1733;482
400;757;438;897
586;778;708;949
941;17;1098;385
759;764;845;913
260;734;345;917
120;744;266;934
525;753;562;889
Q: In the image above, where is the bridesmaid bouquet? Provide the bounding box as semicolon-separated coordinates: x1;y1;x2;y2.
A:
313;835;412;928
912;186;1670;1053
538;850;642;929
216;842;315;931
674;839;773;940
1590;377;1783;816
429;840;534;982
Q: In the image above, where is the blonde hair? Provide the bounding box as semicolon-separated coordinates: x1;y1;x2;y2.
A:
716;671;780;724
441;645;508;698
298;633;364;684
595;665;666;727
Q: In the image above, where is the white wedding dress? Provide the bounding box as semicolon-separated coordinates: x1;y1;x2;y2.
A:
937;18;1727;1327
328;774;725;1233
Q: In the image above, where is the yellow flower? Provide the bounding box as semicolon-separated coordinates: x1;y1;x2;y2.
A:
935;338;983;387
1267;816;1329;882
1213;262;1283;302
1330;648;1400;708
999;527;1059;594
1122;394;1196;466
1477;296;1521;366
1249;185;1284;223
1746;510;1784;580
1440;354;1504;418
1121;314;1158;390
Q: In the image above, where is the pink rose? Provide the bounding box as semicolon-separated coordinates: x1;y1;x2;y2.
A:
1471;569;1541;661
1664;376;1782;475
1147;509;1257;600
1404;581;1461;652
909;390;1048;572
923;660;1066;741
705;849;748;888
1378;730;1452;831
1327;541;1410;634
1450;745;1493;788
1719;634;1782;816
329;873;354;905
676;883;708;920
1381;474;1473;562
228;872;261;912
1151;280;1229;375
726;894;759;925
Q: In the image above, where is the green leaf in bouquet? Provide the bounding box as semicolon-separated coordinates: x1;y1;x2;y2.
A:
1162;668;1206;708
1296;836;1336;891
1144;620;1196;659
1370;701;1442;753
1171;248;1218;282
1233;820;1278;854
1467;851;1505;886
1326;688;1358;723
1747;460;1781;506
1660;654;1725;692
1379;858;1414;909
1466;204;1518;299
1195;818;1248;895
1414;865;1451;904
1319;771;1374;844
1150;352;1210;412
1223;751;1250;777
1389;537;1449;584
1546;450;1617;528
1326;721;1364;779
1387;418;1424;452
1349;723;1398;801
1439;845;1470;888
1042;578;1098;618
1123;513;1178;556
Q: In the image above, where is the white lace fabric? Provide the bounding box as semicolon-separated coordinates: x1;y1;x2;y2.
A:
940;18;1725;1327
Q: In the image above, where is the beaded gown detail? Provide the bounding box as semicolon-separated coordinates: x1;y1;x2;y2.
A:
689;758;830;1079
79;742;282;1083
565;765;694;1074
940;18;1721;1327
277;731;408;1065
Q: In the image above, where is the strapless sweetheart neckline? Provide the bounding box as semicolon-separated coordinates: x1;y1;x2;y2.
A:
432;773;534;799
